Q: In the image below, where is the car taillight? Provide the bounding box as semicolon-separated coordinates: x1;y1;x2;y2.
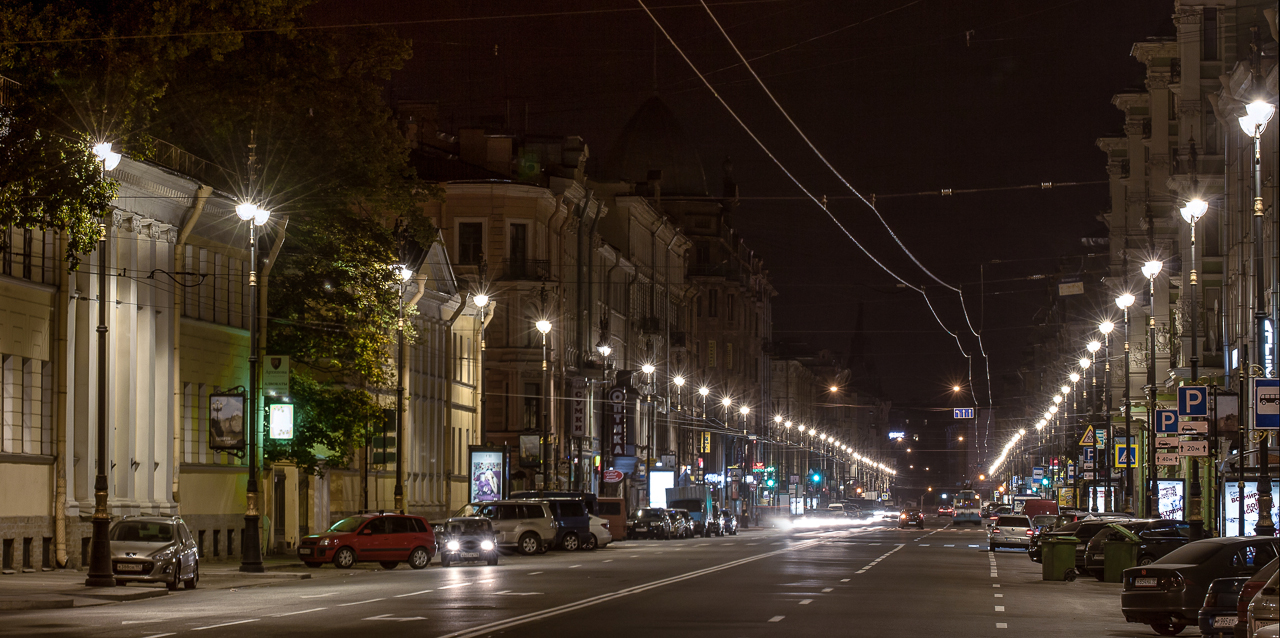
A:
1026;530;1034;536
1167;574;1184;591
602;522;610;529
1240;581;1266;617
992;528;1001;534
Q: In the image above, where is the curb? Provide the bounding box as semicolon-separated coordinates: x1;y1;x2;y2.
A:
0;596;75;611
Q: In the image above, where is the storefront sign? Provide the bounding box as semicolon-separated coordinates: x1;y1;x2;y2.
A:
570;379;587;437
607;384;631;456
263;356;290;396
603;469;624;483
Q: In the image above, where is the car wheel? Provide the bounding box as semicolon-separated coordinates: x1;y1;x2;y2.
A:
304;561;323;568
333;547;357;569
380;561;399;570
408;547;431;570
166;567;180;591
518;532;541;556
1137;555;1155;566
582;534;598;551
1150;622;1186;636
562;533;580;551
441;555;451;568
1063;569;1077;582
184;565;198;590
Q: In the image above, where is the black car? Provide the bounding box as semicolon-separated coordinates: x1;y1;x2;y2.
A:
627;508;672;539
1084;519;1189;580
898;509;924;529
1121;537;1280;636
438;517;499;567
1199;577;1248;637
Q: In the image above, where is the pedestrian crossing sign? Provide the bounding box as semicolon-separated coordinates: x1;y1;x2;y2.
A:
1079;428;1096;447
1114;442;1137;468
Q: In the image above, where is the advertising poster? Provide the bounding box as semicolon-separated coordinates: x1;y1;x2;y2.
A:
1088;487;1116;513
648;469;675;508
1156;479;1184;520
469;449;505;503
1223;480;1280;536
208;393;245;450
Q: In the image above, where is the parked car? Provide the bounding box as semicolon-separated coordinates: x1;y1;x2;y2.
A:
1235;559;1280;638
540;498;593;551
587;514;612;550
1248;571;1280;638
1085;520;1189;580
937;505;954;516
437;517;499;567
1121;537;1280;636
108;516;200;590
988;515;1033;551
1200;577;1250;637
595;498;627;540
1031;514;1058;531
899;509;925;529
298;513;435;570
986;505;1013;520
1029;519;1122;567
455;500;555;555
627;508;672;539
720;508;738;536
671;509;695;538
705;505;723;537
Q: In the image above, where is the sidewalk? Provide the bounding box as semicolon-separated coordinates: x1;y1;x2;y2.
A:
0;555;316;611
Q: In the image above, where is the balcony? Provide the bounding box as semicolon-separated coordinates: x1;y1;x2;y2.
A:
636;317;661;334
500;259;551;281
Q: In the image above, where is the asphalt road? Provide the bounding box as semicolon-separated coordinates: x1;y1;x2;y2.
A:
0;516;1189;638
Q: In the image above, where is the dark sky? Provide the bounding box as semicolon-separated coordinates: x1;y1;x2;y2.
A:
313;0;1173;412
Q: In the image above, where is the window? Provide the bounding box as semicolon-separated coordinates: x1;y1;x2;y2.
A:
518;504;546;518
726;343;733;370
524;383;541;431
458;222;484;264
695;241;710;265
388;517;416;534
509;223;528;264
708;290;718;318
364;518;391;535
696;296;702;318
1202;8;1217;61
496;504;520;520
727;294;735;322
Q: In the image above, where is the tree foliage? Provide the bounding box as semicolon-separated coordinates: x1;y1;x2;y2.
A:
263;371;384;477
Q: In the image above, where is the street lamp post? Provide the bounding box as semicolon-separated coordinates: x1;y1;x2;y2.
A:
1142;259;1163;518
1117;292;1136;513
536;319;552;490
475;293;490;446
642;363;656;479
236;200;270;573
84;217;113;586
1080;355;1094;511
1089;340;1104;510
393;265;412;513
1180;197;1208;539
1100;323;1115;513
1242;98;1276;536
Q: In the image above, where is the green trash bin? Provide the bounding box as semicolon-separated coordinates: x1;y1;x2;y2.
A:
1103;539;1140;583
1041;536;1079;581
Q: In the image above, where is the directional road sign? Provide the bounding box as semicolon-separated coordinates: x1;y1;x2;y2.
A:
954;408;974;419
1154;410;1180;434
1179;421;1209;435
1178;440;1209;456
1178;386;1209;416
1156;452;1180;466
1257;379;1280;430
1156;435;1180;448
1082;471;1095;480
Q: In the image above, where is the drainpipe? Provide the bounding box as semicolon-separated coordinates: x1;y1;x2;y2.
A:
171;186;212;507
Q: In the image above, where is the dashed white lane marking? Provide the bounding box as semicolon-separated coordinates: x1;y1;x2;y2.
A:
630;555;639;558
944;544;955;547
603;559;613;563
569;565;581;569
696;543;710;547
339;598;387;606
995;606;1005;612
723;543;736;546
395;589;433;598
856;569;867;574
527;571;543;575
993;584;1000;588
141;634;175;638
969;544;980;548
300;592;339;598
994;594;1003;598
822;587;833;593
271;607;327;617
747;543;760;546
768;616;785;623
840;578;850;582
870;543;881;546
438;583;470;589
799;599;813;605
771;542;782;545
363;613;426;622
193;619;260;631
919;544;930;547
996;623;1008;629
477;579;495;583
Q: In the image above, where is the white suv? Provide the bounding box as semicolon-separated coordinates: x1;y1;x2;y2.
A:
456;501;556;555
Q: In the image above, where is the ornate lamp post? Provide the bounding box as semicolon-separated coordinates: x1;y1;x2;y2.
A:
536;318;552;489
393;265;413;513
1142;259;1163;518
235;200;271;573
1116;292;1136;513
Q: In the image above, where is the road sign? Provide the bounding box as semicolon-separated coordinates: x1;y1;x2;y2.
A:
1115;443;1137;468
1154;409;1180;434
1067;462;1075;481
1079;429;1096;447
603;469;624;483
1082;471;1095;480
1083;460;1094;469
1033;467;1044;480
1156;452;1181;466
1179;421;1209;435
954;408;974;419
1156;435;1180;448
1178;386;1209;416
1257;379;1280;430
1179;440;1210;456
1095;428;1107;449
1082;447;1095;463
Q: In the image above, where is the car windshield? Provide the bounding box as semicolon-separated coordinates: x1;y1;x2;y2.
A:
447;519;491;535
109;521;173;543
632;509;662;519
1157;542;1223;566
327;516;367;533
1033;515;1057;527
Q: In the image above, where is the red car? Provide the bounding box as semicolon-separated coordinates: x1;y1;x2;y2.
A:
938;506;955;516
298;513;435;570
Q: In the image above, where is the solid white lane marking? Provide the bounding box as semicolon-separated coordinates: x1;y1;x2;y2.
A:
528;572;543;575
193;619;259;631
840;579;850;582
995;606;1005;612
768;616;785;623
271;608;327;617
438;583;470;589
123;620;161;624
395;589;434;598
300;592;339;598
799;599;813;605
338;598;387;606
822;587;833;593
364;613;426;622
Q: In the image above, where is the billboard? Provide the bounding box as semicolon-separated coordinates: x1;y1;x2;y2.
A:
1156;479;1184;520
268;403;294;440
469;448;506;503
648;469;675;508
208;393;245;450
1222;480;1280;536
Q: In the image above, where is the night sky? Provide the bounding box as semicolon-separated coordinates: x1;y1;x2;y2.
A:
313;0;1173;413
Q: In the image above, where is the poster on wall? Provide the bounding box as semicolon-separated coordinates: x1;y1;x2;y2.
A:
208;393;245;450
1156;479;1185;520
1222;480;1280;537
469;448;506;503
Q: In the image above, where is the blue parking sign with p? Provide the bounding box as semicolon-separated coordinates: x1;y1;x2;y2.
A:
1154;409;1179;434
1178;386;1208;416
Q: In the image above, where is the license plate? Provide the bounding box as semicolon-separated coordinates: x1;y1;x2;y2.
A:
635;526;647;531
299;548;312;555
1214;616;1238;627
116;563;143;572
1134;577;1157;588
461;552;479;558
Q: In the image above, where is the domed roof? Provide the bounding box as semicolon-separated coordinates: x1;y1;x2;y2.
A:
607;96;708;196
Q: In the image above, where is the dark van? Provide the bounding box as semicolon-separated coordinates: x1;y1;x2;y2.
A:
511;493;593;551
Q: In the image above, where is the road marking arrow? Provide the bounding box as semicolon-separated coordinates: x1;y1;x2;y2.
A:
363;614;426;622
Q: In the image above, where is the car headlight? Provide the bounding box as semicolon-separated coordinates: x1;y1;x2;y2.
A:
480;540;494;551
151;549;174;562
446;540;461;551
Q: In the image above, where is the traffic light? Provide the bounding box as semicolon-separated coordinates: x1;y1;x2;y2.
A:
1041;477;1050;486
811;471;822;484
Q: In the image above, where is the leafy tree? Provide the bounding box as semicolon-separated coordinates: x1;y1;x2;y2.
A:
263;371;384;477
